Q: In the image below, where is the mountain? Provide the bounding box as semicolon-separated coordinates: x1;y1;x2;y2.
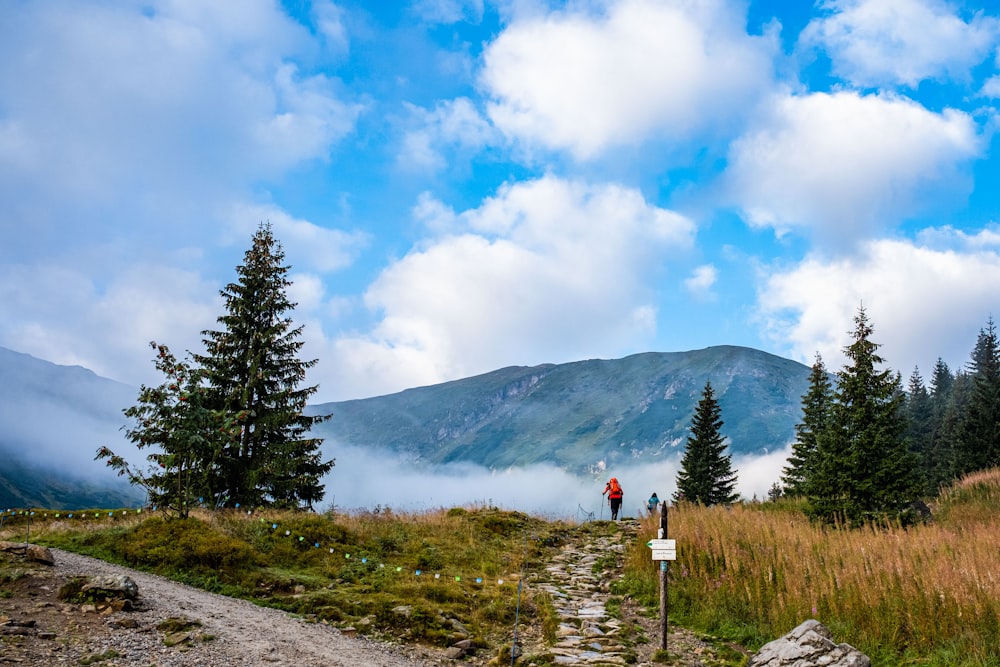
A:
308;346;812;473
0;347;143;509
0;344;812;508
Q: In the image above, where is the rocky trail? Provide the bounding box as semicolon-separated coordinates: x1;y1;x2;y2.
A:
522;518;743;666
0;521;744;666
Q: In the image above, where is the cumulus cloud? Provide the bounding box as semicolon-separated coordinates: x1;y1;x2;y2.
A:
725;91;981;247
801;0;1000;88
0;0;362;253
321;176;695;399
756;234;1000;377
480;0;776;159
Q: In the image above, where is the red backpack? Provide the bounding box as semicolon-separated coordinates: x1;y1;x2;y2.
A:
608;478;622;497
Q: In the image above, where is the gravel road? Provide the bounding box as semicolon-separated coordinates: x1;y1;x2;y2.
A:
31;549;444;666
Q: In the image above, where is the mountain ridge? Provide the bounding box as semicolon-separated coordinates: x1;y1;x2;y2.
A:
1;344;810;507
307;345;811;473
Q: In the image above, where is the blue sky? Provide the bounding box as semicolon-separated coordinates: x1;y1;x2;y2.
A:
2;0;1000;404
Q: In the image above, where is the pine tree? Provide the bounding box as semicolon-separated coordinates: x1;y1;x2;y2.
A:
923;357;957;490
782;353;833;496
674;381;739;505
956;318;1000;475
904;367;934;492
808;306;920;526
194;223;333;509
97;342;238;518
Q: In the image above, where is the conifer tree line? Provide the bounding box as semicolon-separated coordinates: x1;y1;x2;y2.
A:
781;307;1000;525
98;224;333;517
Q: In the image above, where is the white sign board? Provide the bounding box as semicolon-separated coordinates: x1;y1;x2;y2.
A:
651;549;676;561
648;539;675;550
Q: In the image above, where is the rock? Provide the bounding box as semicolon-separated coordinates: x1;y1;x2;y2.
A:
747;619;871;667
444;646;466;659
0;542;55;565
81;575;139;601
26;545;55;565
391;605;412;618
163;630;192;646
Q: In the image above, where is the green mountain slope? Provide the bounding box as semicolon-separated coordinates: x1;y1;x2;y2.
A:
1;344;811;507
308;346;811;473
0;347;143;509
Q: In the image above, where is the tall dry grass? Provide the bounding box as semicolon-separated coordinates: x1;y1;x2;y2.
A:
625;470;1000;666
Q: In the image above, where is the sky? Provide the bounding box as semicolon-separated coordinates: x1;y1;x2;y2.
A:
3;0;1000;409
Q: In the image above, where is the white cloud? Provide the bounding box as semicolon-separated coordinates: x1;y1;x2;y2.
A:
225;203;369;274
684;264;717;300
321;176;695;399
801;0;1000;88
399;98;497;170
0;0;362;249
756;234;1000;378
412;0;485;25
480;0;776;159
312;1;350;53
981;74;1000;98
726;91;981;247
0;262;219;387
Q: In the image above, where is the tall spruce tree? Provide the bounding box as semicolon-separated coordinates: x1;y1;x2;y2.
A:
808;306;920;525
194;223;333;509
782;353;833;496
674;381;739;505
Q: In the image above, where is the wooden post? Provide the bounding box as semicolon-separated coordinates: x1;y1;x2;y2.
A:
659;501;668;651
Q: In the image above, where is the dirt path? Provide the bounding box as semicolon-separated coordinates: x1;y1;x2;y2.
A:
1;548;443;666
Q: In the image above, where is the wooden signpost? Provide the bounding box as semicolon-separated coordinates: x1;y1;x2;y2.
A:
650;502;673;651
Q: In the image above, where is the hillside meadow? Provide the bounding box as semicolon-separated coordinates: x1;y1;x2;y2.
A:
3;470;1000;666
619;468;1000;666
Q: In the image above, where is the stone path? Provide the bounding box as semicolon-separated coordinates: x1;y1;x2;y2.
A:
524;519;740;667
532;521;634;665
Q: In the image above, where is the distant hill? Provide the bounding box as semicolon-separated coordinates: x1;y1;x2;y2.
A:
308;346;812;473
0;344;812;508
0;347;143;509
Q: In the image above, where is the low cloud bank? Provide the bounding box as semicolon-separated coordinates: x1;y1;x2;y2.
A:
319;442;793;517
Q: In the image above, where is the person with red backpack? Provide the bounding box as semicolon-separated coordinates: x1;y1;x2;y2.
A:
603;477;624;520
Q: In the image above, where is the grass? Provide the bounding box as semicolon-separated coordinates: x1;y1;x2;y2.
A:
615;468;1000;667
8;469;1000;665
1;503;571;652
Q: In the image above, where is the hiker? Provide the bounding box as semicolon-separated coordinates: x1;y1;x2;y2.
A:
647;492;659;514
603;477;624;520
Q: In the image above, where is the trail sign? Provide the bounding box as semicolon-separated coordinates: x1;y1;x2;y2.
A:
648;538;676;561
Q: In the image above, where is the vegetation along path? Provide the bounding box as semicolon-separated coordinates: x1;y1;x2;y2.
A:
520;518;743;667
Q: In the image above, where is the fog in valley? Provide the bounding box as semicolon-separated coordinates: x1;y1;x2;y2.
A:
321;442;794;518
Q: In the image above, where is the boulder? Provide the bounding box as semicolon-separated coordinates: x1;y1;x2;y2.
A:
81;575;139;601
748;619;870;667
0;541;55;565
